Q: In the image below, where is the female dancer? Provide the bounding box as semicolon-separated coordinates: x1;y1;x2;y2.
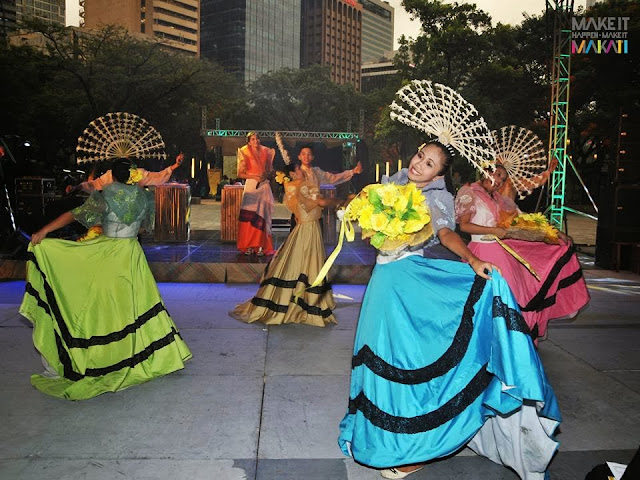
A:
236;132;275;256
339;142;560;479
230;160;343;327
456;164;589;340
20;158;192;400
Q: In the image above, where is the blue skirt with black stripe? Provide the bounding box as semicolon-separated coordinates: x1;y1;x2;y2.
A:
338;255;561;475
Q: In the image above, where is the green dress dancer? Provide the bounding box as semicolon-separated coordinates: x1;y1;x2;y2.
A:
20;161;192;400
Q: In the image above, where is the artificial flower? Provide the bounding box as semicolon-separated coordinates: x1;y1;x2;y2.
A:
339;182;432;251
77;225;103;242
127;168;143;185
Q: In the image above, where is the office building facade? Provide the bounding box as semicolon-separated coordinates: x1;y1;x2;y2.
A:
84;0;200;56
359;0;393;63
201;0;301;83
301;0;362;90
1;0;65;32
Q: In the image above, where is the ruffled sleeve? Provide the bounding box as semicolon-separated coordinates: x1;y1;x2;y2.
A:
314;166;353;186
454;185;477;222
137;167;172;187
72;191;107;228
426;189;456;234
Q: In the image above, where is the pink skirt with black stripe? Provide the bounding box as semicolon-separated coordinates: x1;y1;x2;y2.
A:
468;239;590;339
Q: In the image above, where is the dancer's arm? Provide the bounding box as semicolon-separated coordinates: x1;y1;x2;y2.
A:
438;227;500;279
458;212;508;238
31;212;76;245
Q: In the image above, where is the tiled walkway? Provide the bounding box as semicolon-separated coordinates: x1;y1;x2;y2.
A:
1;269;639;479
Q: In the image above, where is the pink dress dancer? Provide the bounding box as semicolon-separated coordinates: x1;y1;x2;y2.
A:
456;178;590;340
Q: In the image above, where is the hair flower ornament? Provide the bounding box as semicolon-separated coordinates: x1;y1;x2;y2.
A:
127;166;143;185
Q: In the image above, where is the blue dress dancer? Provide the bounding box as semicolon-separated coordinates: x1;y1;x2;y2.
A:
338;141;561;480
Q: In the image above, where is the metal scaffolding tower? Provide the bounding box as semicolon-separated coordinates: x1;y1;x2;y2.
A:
546;0;574;229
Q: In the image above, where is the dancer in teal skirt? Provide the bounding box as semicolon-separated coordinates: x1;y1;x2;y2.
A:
338;81;561;480
20;158;192;400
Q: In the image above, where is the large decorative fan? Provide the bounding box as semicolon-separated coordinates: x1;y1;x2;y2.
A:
492;126;548;199
76;112;167;164
390;80;496;177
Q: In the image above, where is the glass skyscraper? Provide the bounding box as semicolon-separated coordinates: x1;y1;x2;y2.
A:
201;0;301;83
13;0;65;28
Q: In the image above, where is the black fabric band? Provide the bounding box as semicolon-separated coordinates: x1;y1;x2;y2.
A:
239;209;267;231
347;365;493;434
352;275;486;384
26;252;169;348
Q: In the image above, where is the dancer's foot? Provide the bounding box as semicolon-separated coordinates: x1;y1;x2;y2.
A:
244;248;253;256
256;247;264;256
380;466;424;479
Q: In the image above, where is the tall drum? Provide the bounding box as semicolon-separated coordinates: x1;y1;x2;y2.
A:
154;184;190;242
221;184;244;242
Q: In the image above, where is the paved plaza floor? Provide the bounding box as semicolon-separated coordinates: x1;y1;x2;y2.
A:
1;263;639;479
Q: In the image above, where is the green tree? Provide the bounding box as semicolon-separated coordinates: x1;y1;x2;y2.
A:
246;65;362;132
1;22;242;167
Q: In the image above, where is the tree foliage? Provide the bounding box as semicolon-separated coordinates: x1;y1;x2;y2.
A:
1;22;242;168
246;65;362;131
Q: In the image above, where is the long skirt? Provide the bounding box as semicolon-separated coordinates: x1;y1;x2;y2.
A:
237;179;274;254
230;220;336;327
468;240;590;338
19;236;192;400
338;256;560;479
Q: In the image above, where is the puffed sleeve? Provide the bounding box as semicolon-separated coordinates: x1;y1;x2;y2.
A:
237;147;247;175
454;185;477;222
426;190;456;234
72;191;107;228
137;167;172;187
314;167;354;186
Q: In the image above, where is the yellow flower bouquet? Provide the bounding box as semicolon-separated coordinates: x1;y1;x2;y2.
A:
343;182;433;251
501;212;559;244
297;182;433;298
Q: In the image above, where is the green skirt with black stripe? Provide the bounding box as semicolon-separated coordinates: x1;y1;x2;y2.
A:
20;236;192;400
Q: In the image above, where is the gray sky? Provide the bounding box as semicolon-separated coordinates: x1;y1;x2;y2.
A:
65;0;588;49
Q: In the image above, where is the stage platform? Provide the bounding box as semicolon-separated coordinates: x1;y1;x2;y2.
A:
0;200;377;284
0;199;598;284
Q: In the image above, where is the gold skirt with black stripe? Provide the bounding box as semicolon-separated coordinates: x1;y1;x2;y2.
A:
230;220;336;327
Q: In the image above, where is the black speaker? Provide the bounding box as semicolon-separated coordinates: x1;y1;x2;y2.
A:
14;177;56;234
615;108;640;184
595;184;640;269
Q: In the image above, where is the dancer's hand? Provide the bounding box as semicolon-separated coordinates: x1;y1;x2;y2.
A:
171;152;184;171
558;231;572;245
31;228;48;245
470;258;501;279
352;162;363;175
493;227;508;239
